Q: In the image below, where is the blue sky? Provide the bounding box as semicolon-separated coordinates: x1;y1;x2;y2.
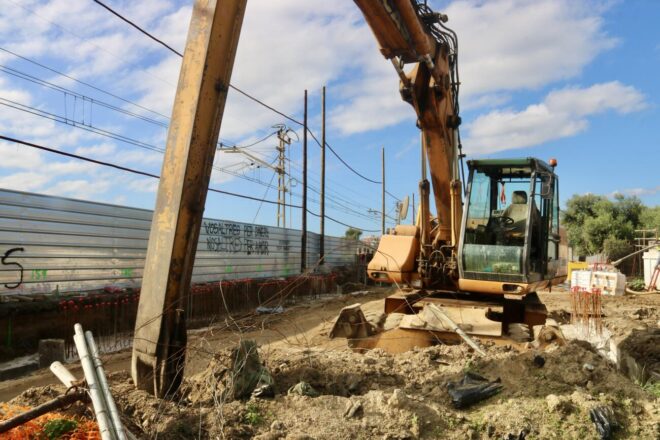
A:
0;0;657;237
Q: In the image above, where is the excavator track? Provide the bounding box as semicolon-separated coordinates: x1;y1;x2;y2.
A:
331;289;548;354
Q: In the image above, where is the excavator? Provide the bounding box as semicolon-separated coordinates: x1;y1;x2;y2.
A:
329;0;568;351
131;0;568;396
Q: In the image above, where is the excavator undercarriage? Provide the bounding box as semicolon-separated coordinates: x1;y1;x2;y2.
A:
331;289;549;354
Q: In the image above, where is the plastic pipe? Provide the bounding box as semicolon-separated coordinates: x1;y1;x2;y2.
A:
49;361;77;388
73;324;115;440
85;330;127;440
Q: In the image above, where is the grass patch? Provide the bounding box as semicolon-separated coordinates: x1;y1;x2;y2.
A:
244;402;264;426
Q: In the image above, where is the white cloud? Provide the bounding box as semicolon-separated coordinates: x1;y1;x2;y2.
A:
74;143;116;156
43;178;111;199
466;82;646;154
394;136;419;160
126;177;158;194
0;0;646;209
0;171;50;191
611;186;660;198
447;0;616;98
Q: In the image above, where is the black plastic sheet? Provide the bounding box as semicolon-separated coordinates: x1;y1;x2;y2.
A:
446;371;503;409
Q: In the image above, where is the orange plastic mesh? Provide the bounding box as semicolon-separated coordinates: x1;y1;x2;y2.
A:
0;403;101;439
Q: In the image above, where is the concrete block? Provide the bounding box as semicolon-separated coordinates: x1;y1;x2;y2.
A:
38;339;65;368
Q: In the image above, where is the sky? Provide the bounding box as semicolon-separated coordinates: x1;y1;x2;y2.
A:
0;0;658;237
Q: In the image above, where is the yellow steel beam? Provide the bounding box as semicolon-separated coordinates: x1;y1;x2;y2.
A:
131;0;247;397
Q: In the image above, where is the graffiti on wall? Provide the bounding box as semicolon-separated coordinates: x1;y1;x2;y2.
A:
203;221;270;255
2;247;24;289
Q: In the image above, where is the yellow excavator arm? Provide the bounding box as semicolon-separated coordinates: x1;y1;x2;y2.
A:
355;0;462;288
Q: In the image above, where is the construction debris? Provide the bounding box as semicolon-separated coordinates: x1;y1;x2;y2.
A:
589;405;618;440
1;289;658;439
446;371;503;409
0;390;86;434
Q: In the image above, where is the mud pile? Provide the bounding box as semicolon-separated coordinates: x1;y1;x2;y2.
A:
8;340;658;439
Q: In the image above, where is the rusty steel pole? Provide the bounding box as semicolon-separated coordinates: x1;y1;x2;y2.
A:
131;0;246;397
301;90;308;272
320;86;326;265
382;147;385;235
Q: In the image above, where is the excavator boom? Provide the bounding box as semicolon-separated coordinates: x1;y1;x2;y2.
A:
357;0;462;288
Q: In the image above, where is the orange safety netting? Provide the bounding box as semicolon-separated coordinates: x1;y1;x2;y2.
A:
0;403;101;440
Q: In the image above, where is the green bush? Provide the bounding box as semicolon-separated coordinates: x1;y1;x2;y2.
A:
627;278;646;292
42;418;78;439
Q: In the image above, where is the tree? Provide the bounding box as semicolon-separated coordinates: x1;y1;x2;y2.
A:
345;227;363;240
640;205;660;233
562;194;644;257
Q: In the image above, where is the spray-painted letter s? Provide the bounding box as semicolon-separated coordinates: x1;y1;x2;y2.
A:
2;247;24;289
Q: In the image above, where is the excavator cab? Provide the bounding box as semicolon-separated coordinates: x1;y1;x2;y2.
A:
458;158;563;295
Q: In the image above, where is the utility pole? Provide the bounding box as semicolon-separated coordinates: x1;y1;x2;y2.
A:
276;128;291;228
320;86;326;265
220;139;286;226
131;0;246;397
301;90;308;272
381;147;385;235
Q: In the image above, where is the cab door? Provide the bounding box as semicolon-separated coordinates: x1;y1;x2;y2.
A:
529;172;559;280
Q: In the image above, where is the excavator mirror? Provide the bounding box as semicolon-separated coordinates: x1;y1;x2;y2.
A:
540;174;553;199
399;196;410;221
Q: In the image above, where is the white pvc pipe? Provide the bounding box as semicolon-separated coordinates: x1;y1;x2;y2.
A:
49;361;77;388
85;330;127;440
74;324;115;440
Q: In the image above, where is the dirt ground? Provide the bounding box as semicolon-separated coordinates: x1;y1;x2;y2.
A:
2;288;659;439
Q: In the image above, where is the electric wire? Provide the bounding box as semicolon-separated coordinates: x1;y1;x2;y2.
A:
1;3;392;228
0;134;380;232
90;0;386;187
0;44;392;213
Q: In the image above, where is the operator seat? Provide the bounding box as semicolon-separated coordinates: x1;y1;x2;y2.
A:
502;190;529;235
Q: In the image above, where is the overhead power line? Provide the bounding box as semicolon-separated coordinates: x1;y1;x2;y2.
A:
0;134;379;232
90;0;385;186
92;0;183;57
0;61;380;222
0;46;169;121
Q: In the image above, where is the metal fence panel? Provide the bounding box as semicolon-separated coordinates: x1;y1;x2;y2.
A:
0;189;357;294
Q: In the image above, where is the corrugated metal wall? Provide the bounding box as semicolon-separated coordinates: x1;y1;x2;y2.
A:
0;189;357;295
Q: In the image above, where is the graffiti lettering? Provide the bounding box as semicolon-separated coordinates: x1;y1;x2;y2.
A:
255;226;269;238
277;240;290;252
2;247;24;289
31;269;47;280
203;221;270;255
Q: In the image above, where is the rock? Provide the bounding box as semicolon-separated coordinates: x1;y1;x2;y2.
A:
582;363;595;372
344;400;363;418
546;394;572;414
255;433;285;440
285;435;315;440
271;420;285;431
287;381;320;397
388;389;410;409
486;423;496;437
